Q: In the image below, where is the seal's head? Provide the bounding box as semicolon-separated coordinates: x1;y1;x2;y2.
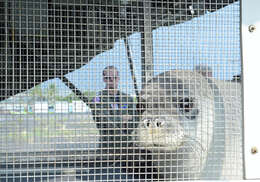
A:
135;70;215;179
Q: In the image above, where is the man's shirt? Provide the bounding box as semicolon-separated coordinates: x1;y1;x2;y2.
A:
89;90;138;150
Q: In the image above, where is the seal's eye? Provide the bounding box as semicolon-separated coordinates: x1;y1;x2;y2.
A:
179;97;193;112
143;119;152;128
178;97;199;120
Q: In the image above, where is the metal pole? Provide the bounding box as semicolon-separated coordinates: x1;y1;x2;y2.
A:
141;0;154;89
124;38;139;99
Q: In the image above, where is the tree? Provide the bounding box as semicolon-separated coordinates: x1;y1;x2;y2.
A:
45;83;59;103
29;85;44;101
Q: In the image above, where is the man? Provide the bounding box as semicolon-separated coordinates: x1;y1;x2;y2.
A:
89;66;138;155
89;66;160;179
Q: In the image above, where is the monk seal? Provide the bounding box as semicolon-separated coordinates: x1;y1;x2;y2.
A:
134;70;215;180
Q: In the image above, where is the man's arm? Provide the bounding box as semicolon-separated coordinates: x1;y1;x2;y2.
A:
121;96;140;132
89;96;103;130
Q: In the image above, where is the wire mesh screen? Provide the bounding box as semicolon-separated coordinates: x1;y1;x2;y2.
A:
0;0;242;181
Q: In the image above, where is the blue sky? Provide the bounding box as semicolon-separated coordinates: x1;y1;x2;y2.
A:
42;2;241;96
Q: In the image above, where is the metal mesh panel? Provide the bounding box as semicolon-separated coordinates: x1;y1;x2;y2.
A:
0;0;242;181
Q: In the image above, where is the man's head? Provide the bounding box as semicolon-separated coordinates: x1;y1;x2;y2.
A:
103;66;120;90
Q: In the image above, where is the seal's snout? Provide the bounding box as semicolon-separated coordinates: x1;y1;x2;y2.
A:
142;118;165;136
143;118;165;129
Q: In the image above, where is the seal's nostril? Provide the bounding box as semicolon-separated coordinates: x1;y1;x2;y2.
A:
155;119;164;127
143;119;152;128
156;122;161;127
147;122;150;127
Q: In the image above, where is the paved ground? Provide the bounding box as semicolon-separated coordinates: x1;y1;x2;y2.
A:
0;113;99;153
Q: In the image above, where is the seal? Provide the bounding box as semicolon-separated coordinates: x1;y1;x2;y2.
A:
134;70;215;180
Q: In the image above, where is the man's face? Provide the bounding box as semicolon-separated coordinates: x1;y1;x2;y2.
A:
103;68;119;89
